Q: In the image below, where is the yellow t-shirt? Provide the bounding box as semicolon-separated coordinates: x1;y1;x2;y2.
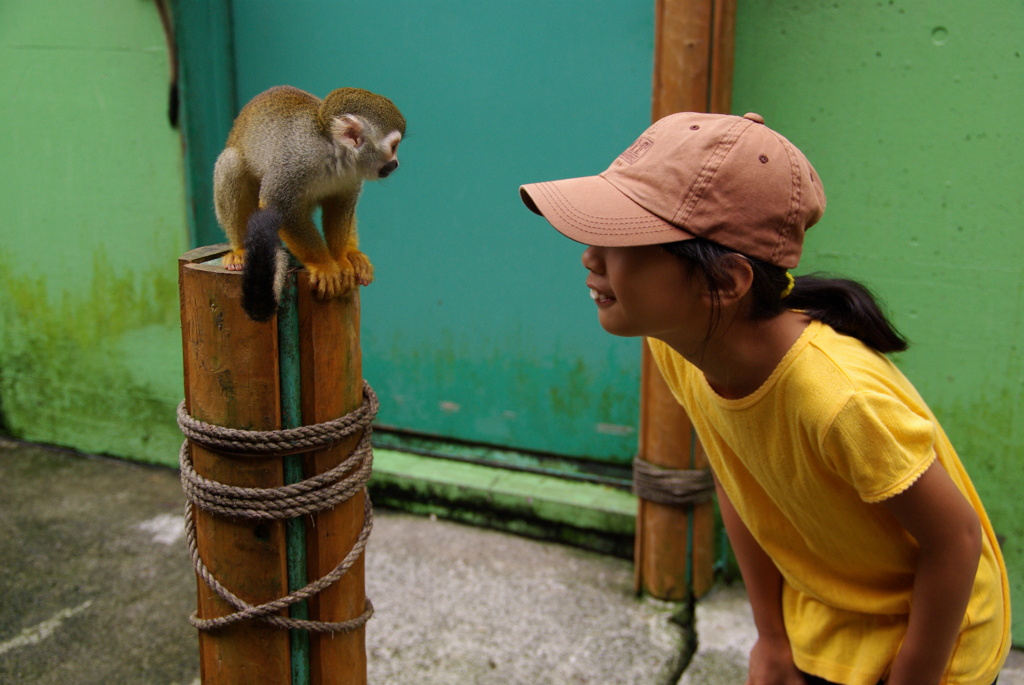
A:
647;320;1010;685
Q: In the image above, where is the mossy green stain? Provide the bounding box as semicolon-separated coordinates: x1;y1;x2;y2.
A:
0;253;184;466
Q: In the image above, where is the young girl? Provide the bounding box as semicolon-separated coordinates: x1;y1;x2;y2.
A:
520;112;1010;685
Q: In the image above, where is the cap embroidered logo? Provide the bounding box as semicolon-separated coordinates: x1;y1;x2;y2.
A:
619;137;654;165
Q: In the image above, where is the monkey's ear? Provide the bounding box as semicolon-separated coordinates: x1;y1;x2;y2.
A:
331;114;365;149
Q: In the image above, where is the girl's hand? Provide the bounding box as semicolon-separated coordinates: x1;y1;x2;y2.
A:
746;636;806;685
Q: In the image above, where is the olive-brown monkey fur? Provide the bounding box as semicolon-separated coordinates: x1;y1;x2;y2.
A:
214;85;405;321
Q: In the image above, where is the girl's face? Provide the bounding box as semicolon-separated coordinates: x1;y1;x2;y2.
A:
582;244;711;351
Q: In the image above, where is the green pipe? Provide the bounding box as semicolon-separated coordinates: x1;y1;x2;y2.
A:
684;429;695;594
277;269;310;685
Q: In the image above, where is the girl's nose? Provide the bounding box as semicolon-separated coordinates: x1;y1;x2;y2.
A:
582;246;603;273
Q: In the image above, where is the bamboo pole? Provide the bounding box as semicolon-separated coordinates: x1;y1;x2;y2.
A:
635;0;736;601
179;245;369;684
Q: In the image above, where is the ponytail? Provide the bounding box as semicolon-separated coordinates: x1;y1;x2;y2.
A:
786;276;908;353
661;239;909;354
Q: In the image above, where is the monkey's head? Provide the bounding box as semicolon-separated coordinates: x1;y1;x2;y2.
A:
323;88;405;181
330;115;402;181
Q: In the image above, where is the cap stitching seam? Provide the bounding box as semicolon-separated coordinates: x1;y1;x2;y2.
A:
533;183;677;236
538;183;664;228
672;118;750;228
769;130;803;264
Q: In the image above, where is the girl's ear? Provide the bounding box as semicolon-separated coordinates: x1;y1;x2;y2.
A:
715;254;754;305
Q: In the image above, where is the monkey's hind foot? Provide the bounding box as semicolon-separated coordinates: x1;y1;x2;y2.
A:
338;248;375;288
222;249;246;271
307;262;348;300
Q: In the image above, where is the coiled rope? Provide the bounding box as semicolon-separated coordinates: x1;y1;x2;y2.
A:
177;381;378;633
632;456;715;507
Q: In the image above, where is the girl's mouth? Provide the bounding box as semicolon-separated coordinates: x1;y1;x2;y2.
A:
589;288;615;305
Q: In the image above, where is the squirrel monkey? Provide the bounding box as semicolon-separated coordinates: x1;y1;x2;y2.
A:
213;85;405;321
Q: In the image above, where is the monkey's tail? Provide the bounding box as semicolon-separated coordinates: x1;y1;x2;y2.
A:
242;207;286;322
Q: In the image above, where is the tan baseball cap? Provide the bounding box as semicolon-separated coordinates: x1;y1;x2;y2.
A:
519;112;826;269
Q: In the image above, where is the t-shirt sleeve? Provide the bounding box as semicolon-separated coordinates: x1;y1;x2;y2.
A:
820;391;937;503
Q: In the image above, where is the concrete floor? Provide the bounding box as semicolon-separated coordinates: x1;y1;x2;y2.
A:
1;437;1020;684
0;438;688;684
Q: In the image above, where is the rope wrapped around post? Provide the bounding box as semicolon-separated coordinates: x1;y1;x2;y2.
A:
631;456;715;507
177;381;379;633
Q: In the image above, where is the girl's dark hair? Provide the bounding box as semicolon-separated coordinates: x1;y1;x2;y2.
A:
661;238;909;353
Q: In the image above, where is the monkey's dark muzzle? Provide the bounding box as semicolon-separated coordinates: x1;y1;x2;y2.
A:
379;160;399;178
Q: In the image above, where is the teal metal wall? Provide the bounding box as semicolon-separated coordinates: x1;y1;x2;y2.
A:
731;0;1023;644
229;2;656;465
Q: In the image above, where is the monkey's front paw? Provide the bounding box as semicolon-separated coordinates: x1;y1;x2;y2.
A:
338;249;375;288
308;263;347;299
222;249;245;271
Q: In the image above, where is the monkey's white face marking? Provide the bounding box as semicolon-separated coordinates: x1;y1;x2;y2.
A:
382;131;402;157
377;130;402;178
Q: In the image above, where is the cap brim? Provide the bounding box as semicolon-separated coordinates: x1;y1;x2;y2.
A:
519;174;695;247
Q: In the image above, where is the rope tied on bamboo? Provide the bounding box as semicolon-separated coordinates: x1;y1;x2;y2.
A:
176;381;378;633
632;456;715;507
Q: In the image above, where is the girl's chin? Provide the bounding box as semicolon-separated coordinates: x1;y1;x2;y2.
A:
596;313;641;338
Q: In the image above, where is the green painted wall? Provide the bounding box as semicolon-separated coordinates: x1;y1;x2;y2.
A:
229;1;655;465
0;0;188;466
731;0;1022;644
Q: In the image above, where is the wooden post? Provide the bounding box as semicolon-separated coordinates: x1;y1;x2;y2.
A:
297;272;369;685
179;245;369;684
635;0;736;601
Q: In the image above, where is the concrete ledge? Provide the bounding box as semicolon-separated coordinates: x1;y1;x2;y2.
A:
369;448;637;558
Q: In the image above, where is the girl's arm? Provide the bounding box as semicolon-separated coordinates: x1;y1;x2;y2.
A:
715;478;805;685
881;461;983;685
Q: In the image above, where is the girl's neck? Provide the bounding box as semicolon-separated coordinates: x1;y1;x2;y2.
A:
685;309;811;400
